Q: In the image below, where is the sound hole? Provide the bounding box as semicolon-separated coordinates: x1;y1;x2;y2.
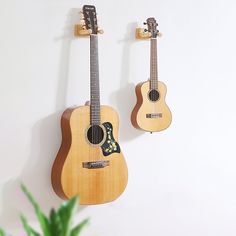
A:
87;125;104;145
148;89;160;101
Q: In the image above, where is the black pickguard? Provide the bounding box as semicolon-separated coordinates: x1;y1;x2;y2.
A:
101;122;121;156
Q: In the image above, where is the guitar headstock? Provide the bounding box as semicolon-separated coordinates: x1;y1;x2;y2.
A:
145;17;159;38
75;5;103;37
82;5;98;34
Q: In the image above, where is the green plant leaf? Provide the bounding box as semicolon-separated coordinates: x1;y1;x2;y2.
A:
0;228;6;236
20;214;41;236
49;208;62;236
58;196;79;236
70;219;89;236
21;184;51;236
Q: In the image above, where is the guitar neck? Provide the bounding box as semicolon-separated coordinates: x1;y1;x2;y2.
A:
150;38;158;89
90;34;101;125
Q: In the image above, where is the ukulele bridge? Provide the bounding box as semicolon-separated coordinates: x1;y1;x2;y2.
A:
82;160;110;169
146;113;162;118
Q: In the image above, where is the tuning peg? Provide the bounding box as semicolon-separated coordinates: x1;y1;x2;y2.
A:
143;22;147;25
80;19;85;24
157;32;162;37
144;29;148;32
98;28;104;34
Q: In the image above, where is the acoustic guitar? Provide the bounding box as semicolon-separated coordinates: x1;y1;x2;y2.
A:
51;5;128;205
131;18;172;132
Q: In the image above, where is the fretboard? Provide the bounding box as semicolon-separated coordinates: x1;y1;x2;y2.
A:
90;34;100;125
150;38;158;89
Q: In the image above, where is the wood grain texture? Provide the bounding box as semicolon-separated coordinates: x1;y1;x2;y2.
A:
51;105;128;205
131;80;172;132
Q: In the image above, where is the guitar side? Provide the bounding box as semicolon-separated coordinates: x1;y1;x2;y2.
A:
51;107;75;200
131;82;144;129
131;80;172;132
51;105;128;205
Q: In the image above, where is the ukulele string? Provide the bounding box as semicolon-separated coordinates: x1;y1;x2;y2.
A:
156;38;158;114
152;38;155;114
151;38;155;114
152;39;156;113
153;38;158;114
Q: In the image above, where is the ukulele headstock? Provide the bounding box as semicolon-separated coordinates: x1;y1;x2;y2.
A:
146;17;159;38
74;5;104;37
136;17;162;40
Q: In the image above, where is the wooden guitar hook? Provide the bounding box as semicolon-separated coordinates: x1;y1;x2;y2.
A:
74;25;104;37
136;28;151;39
74;24;92;37
136;28;163;40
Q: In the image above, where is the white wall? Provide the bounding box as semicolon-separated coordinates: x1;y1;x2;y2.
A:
1;0;236;235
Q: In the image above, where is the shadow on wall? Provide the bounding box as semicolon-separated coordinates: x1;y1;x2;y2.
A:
0;114;63;228
109;22;144;142
54;8;81;111
0;8;87;229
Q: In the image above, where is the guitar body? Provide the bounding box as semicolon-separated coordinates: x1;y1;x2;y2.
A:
51;105;128;205
131;80;172;132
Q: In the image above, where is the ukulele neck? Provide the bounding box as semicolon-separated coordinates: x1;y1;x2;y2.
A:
90;34;101;125
150;38;158;90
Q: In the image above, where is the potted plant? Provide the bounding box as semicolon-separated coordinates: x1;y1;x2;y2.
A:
0;184;89;236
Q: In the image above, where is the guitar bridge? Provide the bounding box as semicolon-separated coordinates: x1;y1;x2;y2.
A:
146;113;162;118
82;160;110;169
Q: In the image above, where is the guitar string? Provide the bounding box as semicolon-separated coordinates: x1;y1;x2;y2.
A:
91;34;94;161
91;34;92;161
91;34;99;158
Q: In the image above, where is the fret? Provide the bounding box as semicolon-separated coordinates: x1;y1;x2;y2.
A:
90;34;101;125
150;38;158;90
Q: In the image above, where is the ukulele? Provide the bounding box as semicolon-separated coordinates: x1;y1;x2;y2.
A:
51;5;128;205
131;18;172;132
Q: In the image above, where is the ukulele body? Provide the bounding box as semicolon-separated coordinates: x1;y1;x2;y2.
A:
51;105;128;205
131;80;172;132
